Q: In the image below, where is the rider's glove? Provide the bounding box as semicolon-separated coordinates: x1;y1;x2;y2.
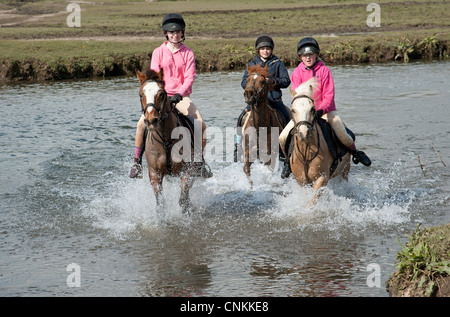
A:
315;109;324;119
170;93;183;107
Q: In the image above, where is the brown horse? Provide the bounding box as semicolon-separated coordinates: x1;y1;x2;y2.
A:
289;78;350;203
136;68;197;213
239;64;285;186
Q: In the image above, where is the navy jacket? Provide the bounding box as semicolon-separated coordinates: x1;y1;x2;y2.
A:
241;55;291;103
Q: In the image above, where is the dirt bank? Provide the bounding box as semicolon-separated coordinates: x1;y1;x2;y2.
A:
386;224;450;297
0;34;448;82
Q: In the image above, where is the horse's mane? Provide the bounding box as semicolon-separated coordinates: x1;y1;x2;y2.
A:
294;77;317;98
248;64;269;78
143;68;165;87
143;68;159;80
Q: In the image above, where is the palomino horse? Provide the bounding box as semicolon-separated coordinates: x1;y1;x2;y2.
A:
136;68;197;213
289;78;350;202
240;64;285;186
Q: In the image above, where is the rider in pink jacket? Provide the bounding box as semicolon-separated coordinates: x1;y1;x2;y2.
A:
280;37;371;178
290;59;336;115
130;13;211;179
150;41;196;97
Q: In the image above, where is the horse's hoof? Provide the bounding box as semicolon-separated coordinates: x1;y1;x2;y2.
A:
180;201;193;214
201;164;213;178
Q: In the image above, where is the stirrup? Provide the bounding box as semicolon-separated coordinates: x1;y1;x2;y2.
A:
129;162;143;179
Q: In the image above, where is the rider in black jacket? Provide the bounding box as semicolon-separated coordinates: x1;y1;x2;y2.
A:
239;35;291;124
234;35;291;163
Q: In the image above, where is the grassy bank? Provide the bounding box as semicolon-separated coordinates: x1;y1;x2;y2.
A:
387;224;450;297
0;0;449;81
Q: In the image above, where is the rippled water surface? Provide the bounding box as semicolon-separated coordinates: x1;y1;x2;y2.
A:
1;61;449;296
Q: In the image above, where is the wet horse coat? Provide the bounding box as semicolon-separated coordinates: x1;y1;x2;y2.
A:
136;68;197;212
240;64;285;186
289;78;350;200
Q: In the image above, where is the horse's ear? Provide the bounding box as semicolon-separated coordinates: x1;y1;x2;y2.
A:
289;86;296;98
246;64;251;74
136;69;145;84
157;68;164;82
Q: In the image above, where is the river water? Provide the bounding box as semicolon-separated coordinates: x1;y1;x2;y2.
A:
0;61;449;297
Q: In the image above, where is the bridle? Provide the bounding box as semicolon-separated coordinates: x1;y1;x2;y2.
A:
291;94;316;131
139;79;174;173
139;79;170;123
291;94;321;165
245;72;268;106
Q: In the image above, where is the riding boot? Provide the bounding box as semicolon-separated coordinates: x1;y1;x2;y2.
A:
193;159;213;178
351;150;372;167
233;134;242;163
129;157;143;179
281;156;291;179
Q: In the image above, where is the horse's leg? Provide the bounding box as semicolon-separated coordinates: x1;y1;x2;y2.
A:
149;168;164;210
243;160;253;188
341;155;351;182
243;132;255;188
307;176;329;207
179;175;194;214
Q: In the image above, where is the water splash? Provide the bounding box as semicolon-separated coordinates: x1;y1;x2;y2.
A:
82;156;422;241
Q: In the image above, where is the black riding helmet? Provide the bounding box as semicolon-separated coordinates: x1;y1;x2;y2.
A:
255;35;274;50
162;13;185;32
297;37;320;55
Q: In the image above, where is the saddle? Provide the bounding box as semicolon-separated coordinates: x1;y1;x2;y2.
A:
141;109;201;175
286;119;355;175
142;109;195;149
237;107;287;129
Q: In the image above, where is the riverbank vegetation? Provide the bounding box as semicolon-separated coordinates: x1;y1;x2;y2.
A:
0;0;449;81
387;224;450;297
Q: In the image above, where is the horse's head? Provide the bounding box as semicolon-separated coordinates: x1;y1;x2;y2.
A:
244;64;273;105
290;77;318;141
136;68;169;127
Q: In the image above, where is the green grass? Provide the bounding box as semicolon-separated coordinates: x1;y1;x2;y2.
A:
1;0;449;39
0;0;449;80
393;224;450;296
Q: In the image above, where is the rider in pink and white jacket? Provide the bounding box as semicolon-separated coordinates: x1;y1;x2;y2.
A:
280;37;371;178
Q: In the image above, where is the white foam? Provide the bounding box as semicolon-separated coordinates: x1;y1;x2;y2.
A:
83;158;417;240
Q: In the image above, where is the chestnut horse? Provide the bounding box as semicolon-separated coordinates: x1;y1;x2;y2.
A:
289;78;350;203
240;64;285;186
136;68;197;213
